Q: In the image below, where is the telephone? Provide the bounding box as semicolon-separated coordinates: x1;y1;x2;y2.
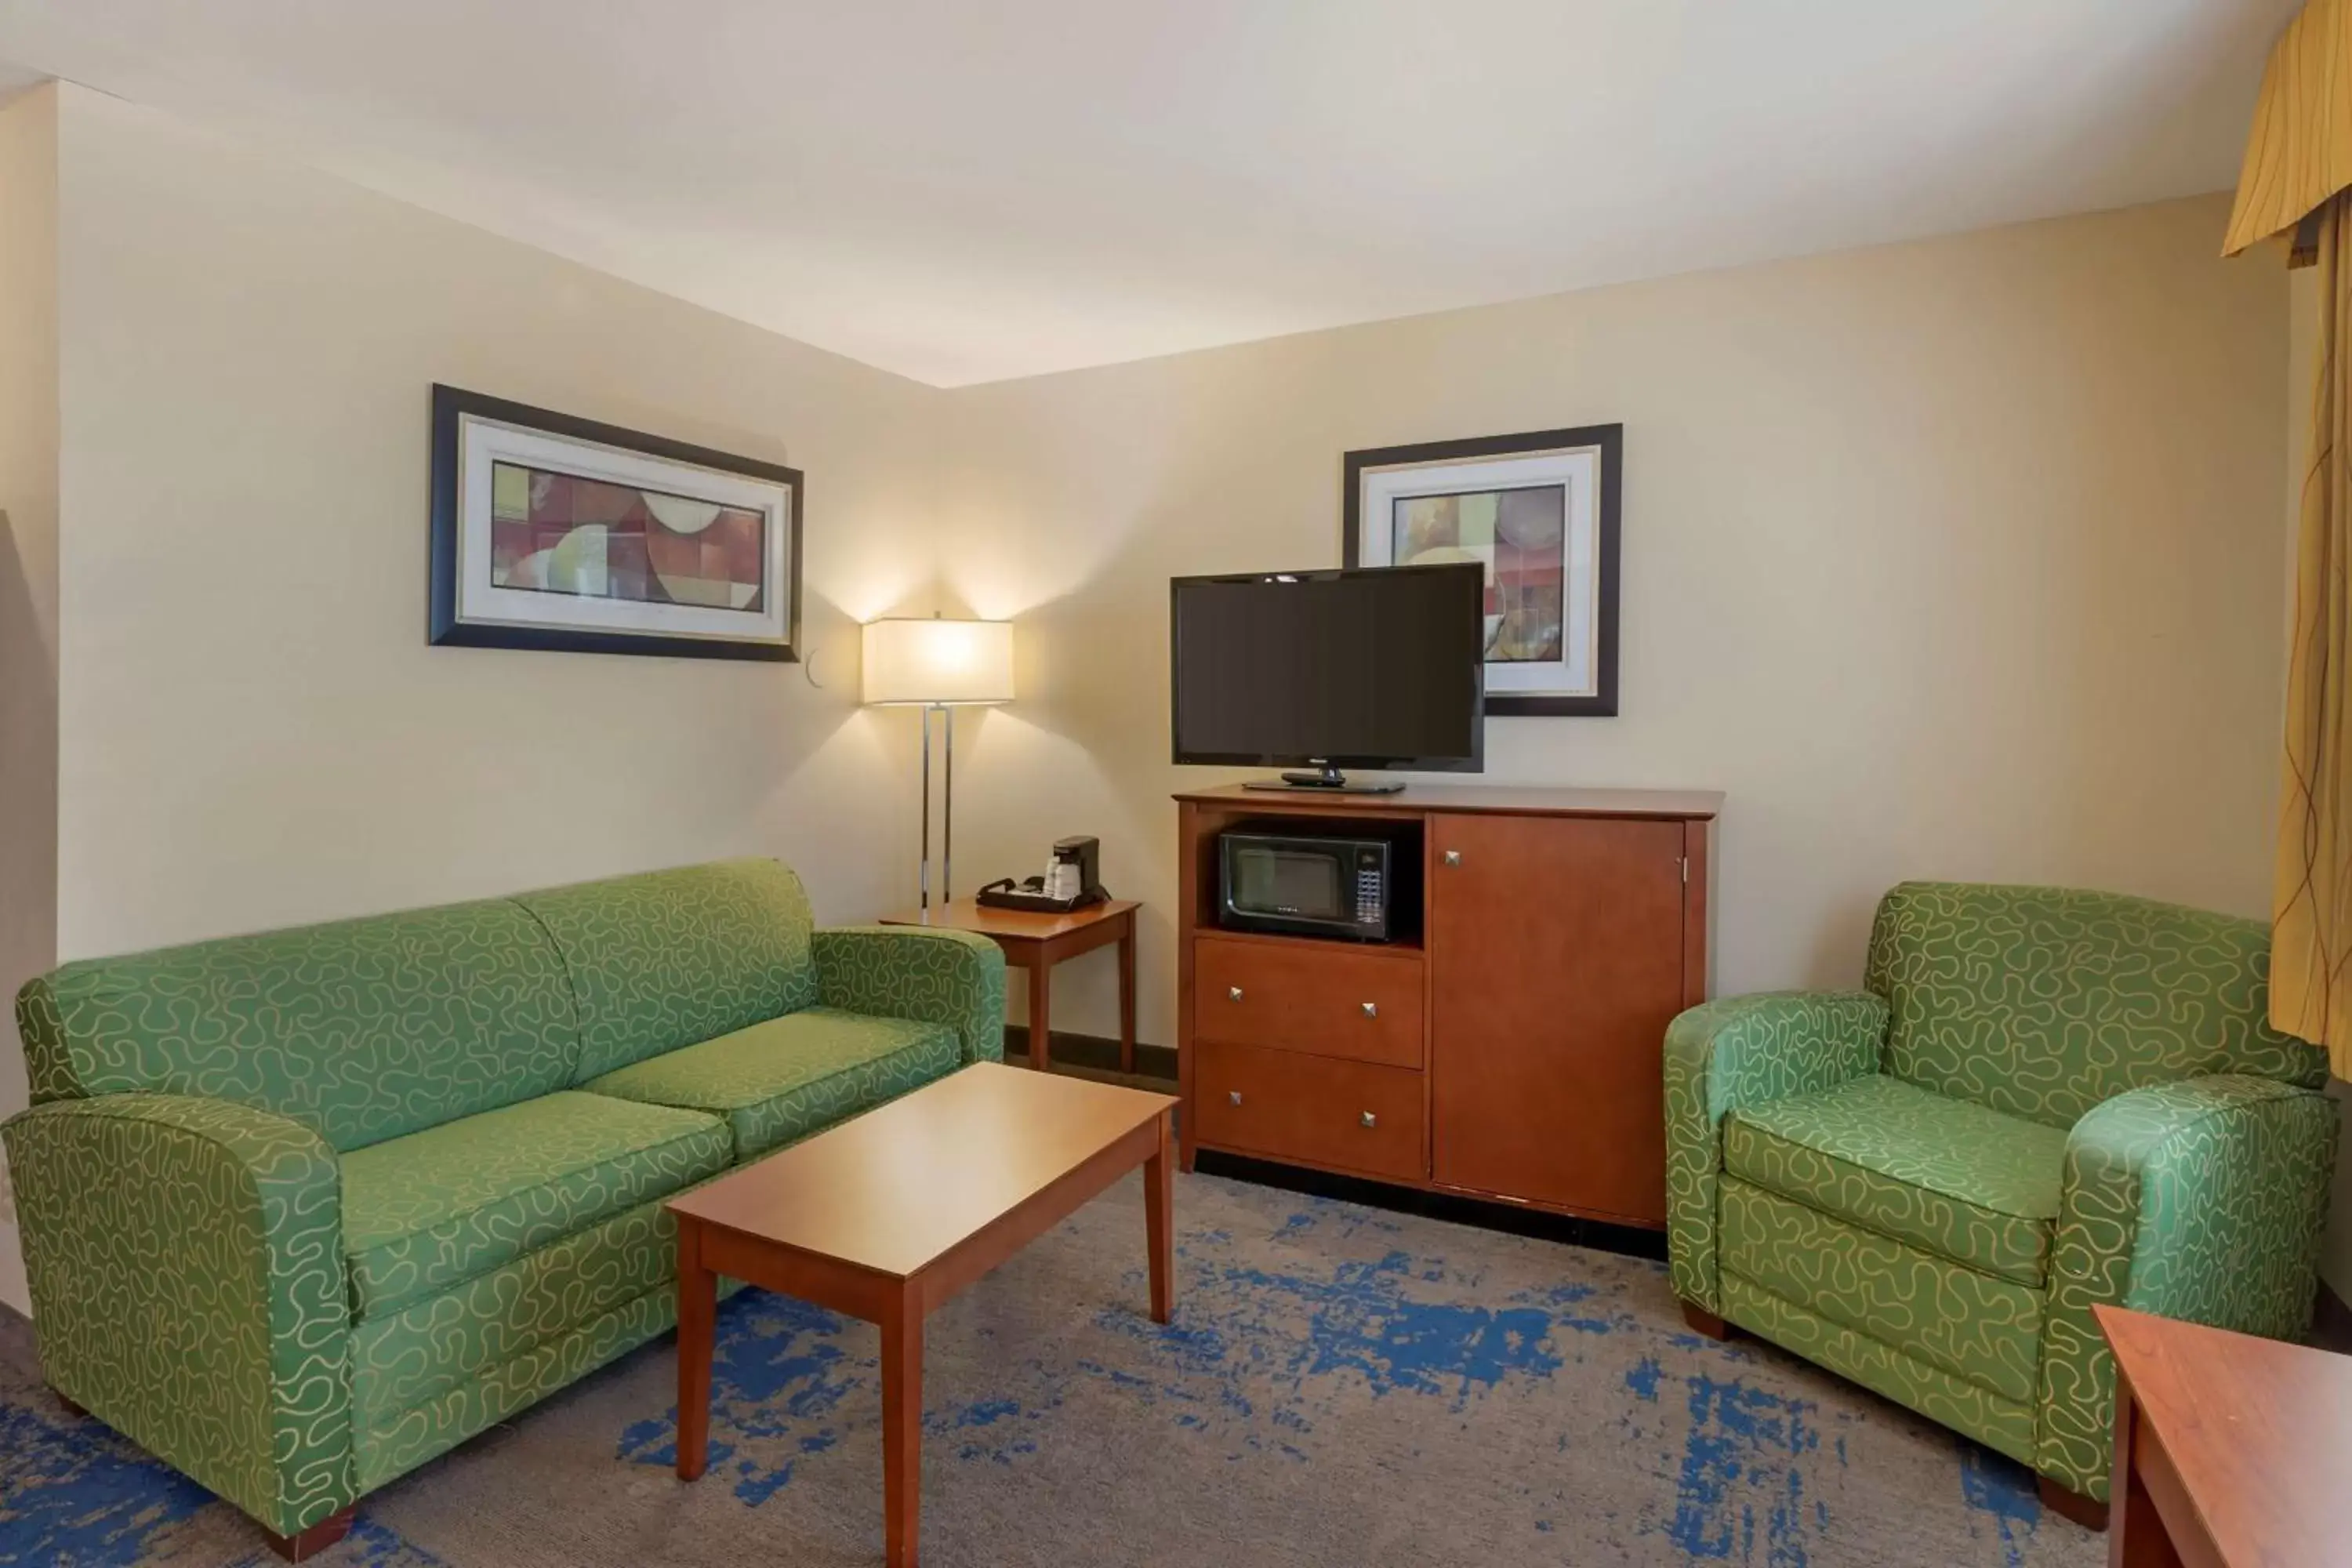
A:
977;835;1107;913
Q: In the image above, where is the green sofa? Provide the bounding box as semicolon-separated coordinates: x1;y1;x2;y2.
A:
2;858;1004;1551
1665;880;2338;1509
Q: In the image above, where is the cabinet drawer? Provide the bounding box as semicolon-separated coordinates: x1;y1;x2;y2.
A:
1192;938;1423;1067
1192;1039;1425;1182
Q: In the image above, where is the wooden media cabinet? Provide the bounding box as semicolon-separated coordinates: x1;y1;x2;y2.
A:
1175;783;1721;1229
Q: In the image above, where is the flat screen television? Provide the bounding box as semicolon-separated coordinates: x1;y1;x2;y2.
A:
1169;563;1485;789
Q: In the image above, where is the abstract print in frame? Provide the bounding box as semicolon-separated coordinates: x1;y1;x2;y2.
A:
1344;425;1620;716
430;385;802;660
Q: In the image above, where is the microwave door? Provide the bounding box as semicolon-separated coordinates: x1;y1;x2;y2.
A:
1234;848;1347;924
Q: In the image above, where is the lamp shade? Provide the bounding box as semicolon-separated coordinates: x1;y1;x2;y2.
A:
862;617;1014;705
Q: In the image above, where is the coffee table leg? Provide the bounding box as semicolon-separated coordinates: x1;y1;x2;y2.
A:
1145;1112;1174;1324
881;1287;924;1567
675;1221;715;1483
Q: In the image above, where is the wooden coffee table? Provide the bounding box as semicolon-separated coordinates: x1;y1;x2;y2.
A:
667;1062;1178;1566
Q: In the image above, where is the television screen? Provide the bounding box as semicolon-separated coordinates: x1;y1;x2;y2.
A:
1170;564;1486;771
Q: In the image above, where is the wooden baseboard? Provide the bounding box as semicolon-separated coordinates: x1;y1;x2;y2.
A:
2316;1278;2352;1356
1002;1025;1176;1083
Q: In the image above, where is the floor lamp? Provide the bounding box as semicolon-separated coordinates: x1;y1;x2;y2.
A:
862;616;1015;916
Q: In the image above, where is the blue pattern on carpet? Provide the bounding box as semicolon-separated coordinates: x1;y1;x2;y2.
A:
1;1180;2092;1566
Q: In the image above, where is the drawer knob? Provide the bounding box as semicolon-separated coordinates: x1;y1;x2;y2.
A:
1228;985;1244;1002
1443;850;1462;867
1359;1111;1378;1128
1229;1091;1243;1106
1360;1001;1378;1018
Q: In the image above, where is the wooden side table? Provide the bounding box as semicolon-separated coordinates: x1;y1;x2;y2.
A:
2096;1302;2352;1566
879;898;1142;1073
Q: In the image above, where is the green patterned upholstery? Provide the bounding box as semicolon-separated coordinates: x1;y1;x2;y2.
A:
1668;881;2339;1505
1867;881;2326;1127
815;924;1007;1065
15;898;577;1151
521;858;821;1082
340;1091;731;1320
2034;1073;2338;1496
0;1094;353;1535
584;1006;963;1160
1725;1074;2067;1286
1664;989;1888;1313
3;856;989;1541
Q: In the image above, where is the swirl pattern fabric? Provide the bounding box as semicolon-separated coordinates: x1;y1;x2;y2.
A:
2;855;1001;1541
2034;1074;2338;1499
15;899;579;1152
1720;1272;2039;1466
0;1094;352;1536
583;1007;962;1160
1724;1074;2067;1286
339;1091;731;1321
814;924;1007;1066
1722;1181;2044;1403
1661;990;1888;1312
520;858;822;1083
1670;881;2339;1506
1865;881;2327;1127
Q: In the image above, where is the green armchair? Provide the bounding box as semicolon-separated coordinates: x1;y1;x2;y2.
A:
1665;881;2338;1513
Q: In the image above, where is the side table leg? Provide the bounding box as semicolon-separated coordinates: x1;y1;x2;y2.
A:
881;1287;924;1567
675;1221;715;1482
1145;1112;1174;1324
1026;959;1051;1073
1118;920;1138;1076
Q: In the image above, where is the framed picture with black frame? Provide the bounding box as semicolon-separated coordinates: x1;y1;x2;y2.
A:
429;384;802;661
1344;423;1621;717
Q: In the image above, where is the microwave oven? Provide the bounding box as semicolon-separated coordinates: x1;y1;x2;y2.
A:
1217;829;1417;942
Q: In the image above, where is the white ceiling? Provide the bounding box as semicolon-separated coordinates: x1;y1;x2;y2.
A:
0;1;2293;387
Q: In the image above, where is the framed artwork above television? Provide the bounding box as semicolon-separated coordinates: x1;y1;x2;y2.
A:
1343;423;1621;717
429;384;802;661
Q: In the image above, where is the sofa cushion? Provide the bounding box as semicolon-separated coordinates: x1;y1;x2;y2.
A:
581;1007;961;1160
1723;1073;2067;1286
340;1091;730;1321
517;858;821;1083
15;898;579;1152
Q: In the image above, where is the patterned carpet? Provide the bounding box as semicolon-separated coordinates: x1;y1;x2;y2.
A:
0;1170;2100;1567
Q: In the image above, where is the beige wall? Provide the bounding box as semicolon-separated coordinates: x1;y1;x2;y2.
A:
0;87;947;1307
0;85;61;1315
50;88;941;962
935;194;2292;1057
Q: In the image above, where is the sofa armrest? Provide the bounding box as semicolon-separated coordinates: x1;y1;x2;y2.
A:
2035;1074;2338;1501
813;925;1007;1065
1;1094;352;1534
1663;990;1888;1312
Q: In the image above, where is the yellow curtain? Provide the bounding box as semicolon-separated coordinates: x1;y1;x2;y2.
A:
2238;0;2352;1072
2270;196;2352;1076
2224;0;2352;261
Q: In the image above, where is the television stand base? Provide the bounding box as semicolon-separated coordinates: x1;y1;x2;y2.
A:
1243;768;1406;794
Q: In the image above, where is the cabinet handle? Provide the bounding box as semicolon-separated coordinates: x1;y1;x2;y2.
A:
1361;1001;1378;1018
1359;1111;1378;1128
1443;850;1462;867
1229;1091;1243;1106
1228;985;1244;1002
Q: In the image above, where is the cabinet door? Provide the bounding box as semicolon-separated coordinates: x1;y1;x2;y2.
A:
1428;813;1687;1224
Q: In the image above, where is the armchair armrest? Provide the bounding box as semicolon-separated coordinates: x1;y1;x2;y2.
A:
813;925;1007;1065
2036;1074;2338;1501
1;1094;352;1536
1664;990;1888;1312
